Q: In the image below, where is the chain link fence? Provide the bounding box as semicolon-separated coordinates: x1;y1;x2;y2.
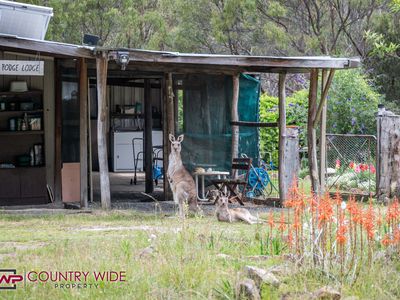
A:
326;134;377;196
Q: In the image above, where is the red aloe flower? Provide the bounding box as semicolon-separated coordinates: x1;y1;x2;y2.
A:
268;212;275;229
318;193;334;228
363;202;375;240
393;228;400;246
336;209;347;246
386;198;400;224
382;234;391;247
278;211;286;232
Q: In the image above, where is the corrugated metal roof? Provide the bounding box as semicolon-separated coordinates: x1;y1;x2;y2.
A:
0;35;361;72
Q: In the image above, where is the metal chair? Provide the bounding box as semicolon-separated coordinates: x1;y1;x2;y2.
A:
130;138;164;186
131;138;144;185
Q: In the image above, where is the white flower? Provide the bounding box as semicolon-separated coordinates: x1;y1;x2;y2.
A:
341;201;347;210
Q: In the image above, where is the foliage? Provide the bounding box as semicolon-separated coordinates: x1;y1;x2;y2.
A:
21;0;397;108
259;89;308;163
364;1;400;107
327;69;381;135
327;160;376;193
281;187;400;284
260;70;380;166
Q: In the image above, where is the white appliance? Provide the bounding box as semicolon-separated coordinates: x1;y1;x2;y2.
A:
112;131;163;172
0;0;53;40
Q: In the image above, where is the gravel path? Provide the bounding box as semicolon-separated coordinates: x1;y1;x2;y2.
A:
89;199;284;216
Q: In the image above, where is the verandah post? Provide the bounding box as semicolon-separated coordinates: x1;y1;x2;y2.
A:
96;52;111;209
278;72;287;203
308;69;320;195
231;73;240;178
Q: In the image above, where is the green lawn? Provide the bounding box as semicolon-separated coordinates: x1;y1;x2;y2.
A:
0;210;399;299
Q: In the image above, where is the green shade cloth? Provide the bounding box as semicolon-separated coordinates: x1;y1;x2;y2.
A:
178;73;260;172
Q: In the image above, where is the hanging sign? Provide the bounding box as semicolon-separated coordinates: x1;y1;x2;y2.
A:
0;60;44;76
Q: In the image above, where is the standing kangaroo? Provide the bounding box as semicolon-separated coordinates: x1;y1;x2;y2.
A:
168;134;200;217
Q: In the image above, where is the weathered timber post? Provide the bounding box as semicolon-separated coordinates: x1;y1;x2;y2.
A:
278;73;287;202
308;69;320;195
167;73;175;137
314;69;335;194
319;69;328;194
162;73;175;200
284;126;300;192
54;59;62;203
96;52;111;209
144;79;154;193
231;73;240;178
377;108;400;201
79;58;88;208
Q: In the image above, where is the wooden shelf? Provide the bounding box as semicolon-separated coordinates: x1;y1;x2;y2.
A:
0;90;42;96
0;130;44;136
112;113;144;118
0;166;45;170
0;109;43;114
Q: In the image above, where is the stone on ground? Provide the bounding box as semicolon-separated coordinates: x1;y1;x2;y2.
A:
312;286;341;300
237;278;261;300
244;265;280;288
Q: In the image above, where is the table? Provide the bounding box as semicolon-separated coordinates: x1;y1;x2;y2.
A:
193;170;230;201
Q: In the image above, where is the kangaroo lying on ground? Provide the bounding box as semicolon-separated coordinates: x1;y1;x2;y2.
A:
214;192;261;224
167;134;201;217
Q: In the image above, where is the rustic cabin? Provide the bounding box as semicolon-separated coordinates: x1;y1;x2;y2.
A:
0;30;360;209
0;1;362;208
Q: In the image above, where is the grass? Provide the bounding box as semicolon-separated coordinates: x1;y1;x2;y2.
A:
0;210;399;299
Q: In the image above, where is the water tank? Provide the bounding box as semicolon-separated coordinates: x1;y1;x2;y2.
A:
0;0;53;40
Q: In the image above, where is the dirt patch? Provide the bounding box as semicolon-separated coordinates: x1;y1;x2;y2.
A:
75;225;182;233
0;241;48;251
0;252;16;262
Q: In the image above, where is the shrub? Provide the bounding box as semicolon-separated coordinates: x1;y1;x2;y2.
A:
327;69;382;135
259;70;382;165
259;90;308;164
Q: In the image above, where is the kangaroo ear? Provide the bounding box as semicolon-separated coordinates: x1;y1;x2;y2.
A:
177;134;184;142
169;134;175;142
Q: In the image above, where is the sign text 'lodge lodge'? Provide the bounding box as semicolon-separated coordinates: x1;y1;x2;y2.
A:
0;60;44;76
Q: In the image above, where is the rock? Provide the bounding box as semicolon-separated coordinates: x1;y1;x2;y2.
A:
373;250;386;261
237;278;261;300
139;246;154;258
326;168;336;175
312;286;341;300
267;264;294;277
148;234;157;242
244;266;280;288
216;253;232;260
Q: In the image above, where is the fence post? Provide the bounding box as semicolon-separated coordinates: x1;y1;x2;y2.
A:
376;105;382;200
283;126;300;197
376;105;400;201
